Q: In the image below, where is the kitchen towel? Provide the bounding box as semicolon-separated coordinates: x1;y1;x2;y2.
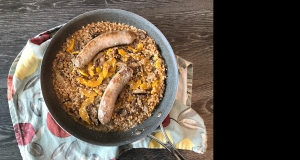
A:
7;26;207;160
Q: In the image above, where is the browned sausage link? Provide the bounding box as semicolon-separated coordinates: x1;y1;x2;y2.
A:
98;66;133;124
74;30;136;68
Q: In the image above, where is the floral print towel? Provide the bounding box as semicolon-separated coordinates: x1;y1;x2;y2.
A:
7;26;207;160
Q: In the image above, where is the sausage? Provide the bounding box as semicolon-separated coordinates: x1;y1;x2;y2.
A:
98;66;133;124
74;30;136;68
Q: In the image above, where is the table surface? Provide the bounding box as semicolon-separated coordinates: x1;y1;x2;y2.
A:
0;0;213;159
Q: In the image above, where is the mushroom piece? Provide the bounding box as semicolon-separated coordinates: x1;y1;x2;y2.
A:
132;89;147;94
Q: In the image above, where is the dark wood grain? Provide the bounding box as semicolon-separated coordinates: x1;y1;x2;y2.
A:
0;0;213;159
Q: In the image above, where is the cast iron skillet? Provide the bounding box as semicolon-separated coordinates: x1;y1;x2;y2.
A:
40;9;178;146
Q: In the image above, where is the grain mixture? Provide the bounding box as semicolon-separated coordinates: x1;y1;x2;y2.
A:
52;21;166;132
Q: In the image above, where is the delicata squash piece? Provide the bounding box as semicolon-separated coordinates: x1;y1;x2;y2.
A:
79;88;97;98
87;62;95;77
66;36;76;53
74;30;136;68
79;97;94;124
76;74;104;88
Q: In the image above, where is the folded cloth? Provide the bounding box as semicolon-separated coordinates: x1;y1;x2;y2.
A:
7;27;207;160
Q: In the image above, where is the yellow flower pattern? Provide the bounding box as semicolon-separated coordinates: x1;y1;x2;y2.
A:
149;131;195;150
149;131;173;149
15;46;38;81
175;138;194;150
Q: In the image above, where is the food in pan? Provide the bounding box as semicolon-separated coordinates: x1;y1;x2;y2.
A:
52;21;166;132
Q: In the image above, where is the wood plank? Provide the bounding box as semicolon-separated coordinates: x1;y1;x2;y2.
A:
0;0;213;159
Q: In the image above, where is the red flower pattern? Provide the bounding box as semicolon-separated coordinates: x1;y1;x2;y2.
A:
29;32;50;45
7;75;14;101
46;112;71;138
162;114;170;127
13;123;35;146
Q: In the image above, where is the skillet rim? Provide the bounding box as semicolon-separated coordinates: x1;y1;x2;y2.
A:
40;9;178;146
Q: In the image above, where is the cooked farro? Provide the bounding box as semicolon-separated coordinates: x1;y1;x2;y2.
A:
52;21;166;132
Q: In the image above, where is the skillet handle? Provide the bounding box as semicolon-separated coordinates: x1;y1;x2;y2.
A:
147;124;186;160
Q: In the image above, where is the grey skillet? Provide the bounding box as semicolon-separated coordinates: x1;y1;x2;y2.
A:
40;9;178;147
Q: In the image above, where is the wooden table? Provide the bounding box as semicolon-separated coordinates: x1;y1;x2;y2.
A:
0;0;213;159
